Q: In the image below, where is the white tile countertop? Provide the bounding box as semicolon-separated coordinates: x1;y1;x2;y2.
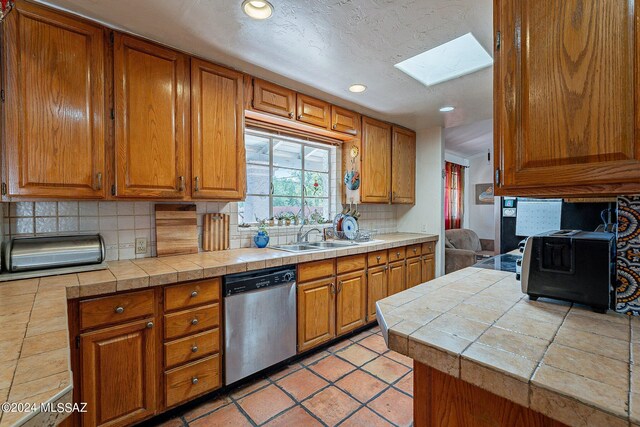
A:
376;266;637;427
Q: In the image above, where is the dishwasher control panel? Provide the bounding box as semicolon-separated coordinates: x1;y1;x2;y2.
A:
223;265;296;296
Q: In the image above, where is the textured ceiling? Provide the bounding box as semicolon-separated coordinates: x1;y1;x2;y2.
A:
36;0;493;130
444;118;492;158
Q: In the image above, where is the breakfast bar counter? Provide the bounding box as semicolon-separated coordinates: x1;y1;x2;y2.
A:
377;266;637;427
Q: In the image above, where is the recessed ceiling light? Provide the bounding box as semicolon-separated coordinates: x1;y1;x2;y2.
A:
349;84;367;93
439;106;455;112
242;0;274;20
395;33;493;86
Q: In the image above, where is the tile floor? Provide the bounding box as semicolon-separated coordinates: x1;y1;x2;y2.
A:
155;326;414;427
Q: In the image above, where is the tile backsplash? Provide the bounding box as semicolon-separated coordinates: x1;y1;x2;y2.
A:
1;201;398;261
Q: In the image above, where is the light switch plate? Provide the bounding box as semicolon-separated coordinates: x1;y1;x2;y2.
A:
135;238;147;254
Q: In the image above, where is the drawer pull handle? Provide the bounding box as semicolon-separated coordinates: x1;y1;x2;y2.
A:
191;318;199;326
191;345;199;353
146;321;154;329
288;112;294;119
191;291;198;298
396;252;401;257
192;377;199;385
114;306;124;314
376;256;381;262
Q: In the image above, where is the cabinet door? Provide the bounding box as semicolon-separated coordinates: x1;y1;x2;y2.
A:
367;265;388;321
336;270;367;336
296;94;330;128
191;59;245;200
422;254;435;283
331;106;359;135
494;0;640;196
3;1;106;199
297;278;336;352
361;117;391;203
388;260;406;296
252;78;296;119
114;34;188;198
81;319;157;427
391;127;416;204
407;256;422;288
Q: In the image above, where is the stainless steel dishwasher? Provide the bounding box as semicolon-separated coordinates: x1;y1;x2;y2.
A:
223;265;297;385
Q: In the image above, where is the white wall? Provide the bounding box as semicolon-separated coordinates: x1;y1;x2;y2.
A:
465;151;495;240
397;126;445;276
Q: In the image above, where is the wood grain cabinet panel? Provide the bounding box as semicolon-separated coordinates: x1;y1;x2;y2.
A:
296;94;330;128
80;319;157;427
79;289;155;330
407;256;422;288
361;117;392;203
494;0;640;196
331;106;359;135
191;59;245;200
252;78;296;119
336;270;367;335
297;278;336;352
113;33;188;198
388;260;406;296
164;354;221;408
367;265;388;321
391;127;416;204
422;254;435;283
3;1;106;199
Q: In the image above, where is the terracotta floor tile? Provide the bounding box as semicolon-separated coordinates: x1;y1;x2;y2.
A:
341;407;394;427
395;372;413;396
385;350;414;368
350;330;374;343
229;378;270;399
269;362;303;381
237;384;295;424
309;355;356;382
328;339;352;353
336;344;378;366
335;370;388;403
362;357;411;384
157;417;185;427
301;350;331;366
263;406;323;427
276;368;328;401
183;395;231;421
190;404;252;427
368;388;413;427
302;386;361;426
359;334;390;354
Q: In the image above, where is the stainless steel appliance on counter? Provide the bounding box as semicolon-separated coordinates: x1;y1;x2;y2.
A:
223;265;297;385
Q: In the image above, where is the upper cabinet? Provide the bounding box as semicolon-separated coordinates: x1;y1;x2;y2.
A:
494;0;640;196
252;78;296;119
331;106;359;136
113;34;189;198
191;59;245;200
3;1;106;199
296;94;330;128
391;127;416;204
360;117;392;203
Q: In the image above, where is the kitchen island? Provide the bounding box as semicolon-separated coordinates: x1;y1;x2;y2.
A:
377;266;637;427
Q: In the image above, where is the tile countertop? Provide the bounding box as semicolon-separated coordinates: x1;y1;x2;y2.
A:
376;266;639;427
0;232;438;427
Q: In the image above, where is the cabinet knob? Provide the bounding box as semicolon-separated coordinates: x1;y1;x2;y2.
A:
191;290;198;298
146;321;154;329
396;252;401;257
191;318;199;326
192;377;199;385
95;172;103;191
297;114;302;120
376;256;381;262
178;176;185;191
114;306;124;314
191;345;199;353
332;123;337;130
330;283;336;295
194;176;200;192
288;112;294;119
413;248;417;253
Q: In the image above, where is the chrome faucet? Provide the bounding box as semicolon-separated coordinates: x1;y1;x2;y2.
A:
298;227;322;243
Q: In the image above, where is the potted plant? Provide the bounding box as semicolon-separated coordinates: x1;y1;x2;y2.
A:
268;217;275;227
276;213;285;226
284;212;293;226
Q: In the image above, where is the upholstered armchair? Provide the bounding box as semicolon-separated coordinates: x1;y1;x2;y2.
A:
444;229;495;274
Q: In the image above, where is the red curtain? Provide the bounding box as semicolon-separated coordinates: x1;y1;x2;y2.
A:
444;162;465;230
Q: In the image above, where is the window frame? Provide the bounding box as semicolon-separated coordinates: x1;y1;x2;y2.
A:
242;129;333;224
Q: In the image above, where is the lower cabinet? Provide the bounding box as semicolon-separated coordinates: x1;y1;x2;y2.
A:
367;265;388;321
80;319;157;427
297;277;336;352
406;256;422;288
422;254;436;283
387;260;406;296
336;269;367;335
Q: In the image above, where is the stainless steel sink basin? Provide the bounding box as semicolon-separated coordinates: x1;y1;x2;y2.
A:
308;241;357;249
272;244;321;253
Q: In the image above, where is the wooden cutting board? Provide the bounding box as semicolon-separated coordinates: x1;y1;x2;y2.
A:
155;204;198;257
202;213;230;251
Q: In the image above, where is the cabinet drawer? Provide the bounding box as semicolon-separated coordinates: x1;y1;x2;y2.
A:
298;259;335;283
336;254;366;275
165;354;220;408
388;247;406;262
406;244;421;258
367;250;388;267
164;278;220;313
164;304;219;340
164;328;219;369
422;242;435;255
80;289;154;330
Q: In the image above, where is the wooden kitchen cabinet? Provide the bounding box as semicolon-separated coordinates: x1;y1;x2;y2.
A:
407;256;423;288
391;127;416;204
113;33;189;198
360;117;392;203
296;94;330;128
494;0;640;196
422;254;435;283
387;260;406;296
252;78;296;119
297;277;336;352
191;59;245;200
3;1;106;199
331;106;359;135
367;265;388;321
80;318;157;427
336;270;367;335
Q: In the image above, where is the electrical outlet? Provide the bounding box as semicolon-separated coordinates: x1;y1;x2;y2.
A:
135;238;147;254
421;224;428;233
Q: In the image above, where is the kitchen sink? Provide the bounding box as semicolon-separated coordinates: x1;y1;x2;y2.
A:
272;244;322;253
308;241;357;248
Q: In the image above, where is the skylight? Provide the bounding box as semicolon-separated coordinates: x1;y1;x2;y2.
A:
395;33;493;86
